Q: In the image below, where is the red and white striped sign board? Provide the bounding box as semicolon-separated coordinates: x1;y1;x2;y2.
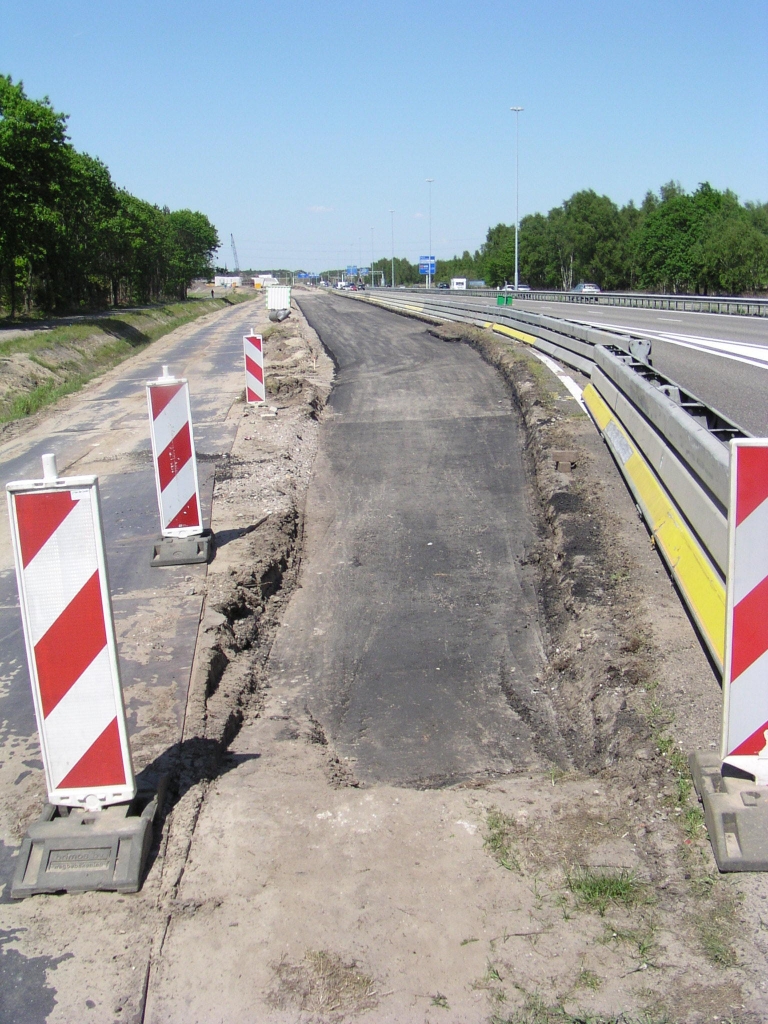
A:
147;368;203;537
6;457;135;808
244;330;265;405
722;439;768;784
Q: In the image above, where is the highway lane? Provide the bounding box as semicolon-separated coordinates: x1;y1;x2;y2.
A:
0;298;260;901
513;299;768;435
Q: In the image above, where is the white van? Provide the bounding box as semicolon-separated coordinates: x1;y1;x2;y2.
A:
450;277;467;290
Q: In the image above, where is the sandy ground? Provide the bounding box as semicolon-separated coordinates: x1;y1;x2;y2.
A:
2;295;768;1023
144;308;768;1023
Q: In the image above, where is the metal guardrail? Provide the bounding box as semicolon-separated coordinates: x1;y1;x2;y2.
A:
349;287;750;669
373;286;768;317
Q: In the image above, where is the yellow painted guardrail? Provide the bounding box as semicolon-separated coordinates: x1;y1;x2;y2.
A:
583;383;726;669
491;323;538;345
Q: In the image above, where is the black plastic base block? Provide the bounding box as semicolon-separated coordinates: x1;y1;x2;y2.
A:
11;786;162;898
690;750;768;872
150;530;213;567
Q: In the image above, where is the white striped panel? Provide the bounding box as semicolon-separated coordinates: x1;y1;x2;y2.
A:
160;456;198;527
726;645;768;754
23;496;98;644
733;495;768;606
43;646;118;787
151;386;191;457
246;369;265;402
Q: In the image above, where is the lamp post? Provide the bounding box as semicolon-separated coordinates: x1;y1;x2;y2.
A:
371;227;375;288
390;210;395;288
510;106;523;291
426;178;434;289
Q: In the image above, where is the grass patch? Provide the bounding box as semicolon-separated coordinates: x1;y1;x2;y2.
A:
575;968;601;991
431;992;450;1008
565;866;646;916
484;806;522;872
0;293;256;424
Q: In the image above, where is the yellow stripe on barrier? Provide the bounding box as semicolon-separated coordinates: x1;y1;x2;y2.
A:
492;323;538;345
583;384;726;669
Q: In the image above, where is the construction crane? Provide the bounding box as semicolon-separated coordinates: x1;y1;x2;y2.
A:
230;234;240;274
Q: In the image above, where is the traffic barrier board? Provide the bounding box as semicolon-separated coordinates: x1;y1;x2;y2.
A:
147;366;203;537
244;330;265;405
722;439;768;784
6;455;135;809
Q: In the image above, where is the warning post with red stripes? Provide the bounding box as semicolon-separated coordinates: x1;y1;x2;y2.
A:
147;366;203;537
244;329;265;405
7;455;135;809
722;439;768;785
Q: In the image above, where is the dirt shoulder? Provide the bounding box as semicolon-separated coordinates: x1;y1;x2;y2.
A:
144;310;767;1024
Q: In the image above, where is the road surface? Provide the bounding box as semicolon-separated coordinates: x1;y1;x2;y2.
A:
284;293;548;786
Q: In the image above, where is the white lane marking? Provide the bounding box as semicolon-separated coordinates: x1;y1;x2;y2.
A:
657;318;682;322
562;316;768;369
529;350;586;412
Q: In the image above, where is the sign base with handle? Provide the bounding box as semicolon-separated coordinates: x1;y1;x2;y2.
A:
11;781;164;898
689;751;768;871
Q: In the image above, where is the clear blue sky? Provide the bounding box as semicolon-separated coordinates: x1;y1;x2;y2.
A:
2;0;766;272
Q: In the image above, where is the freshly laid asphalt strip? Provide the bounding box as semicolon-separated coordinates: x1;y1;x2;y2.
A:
285;294;546;787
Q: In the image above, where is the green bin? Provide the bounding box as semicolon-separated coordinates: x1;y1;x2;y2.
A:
506;295;515;305
496;295;505;306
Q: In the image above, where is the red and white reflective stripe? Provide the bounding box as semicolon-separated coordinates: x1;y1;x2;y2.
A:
6;474;135;807
722;439;768;783
244;331;265;404
147;374;202;537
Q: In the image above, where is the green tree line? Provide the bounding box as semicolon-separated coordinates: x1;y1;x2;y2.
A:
0;76;220;316
434;183;768;295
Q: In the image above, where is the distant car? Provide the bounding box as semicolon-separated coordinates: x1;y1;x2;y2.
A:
350;284;357;291
516;284;531;292
572;282;600;294
437;282;449;289
358;283;365;290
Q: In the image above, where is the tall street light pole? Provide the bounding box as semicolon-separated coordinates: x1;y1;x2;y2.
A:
426;178;434;289
510;106;523;291
390;210;395;288
371;227;375;288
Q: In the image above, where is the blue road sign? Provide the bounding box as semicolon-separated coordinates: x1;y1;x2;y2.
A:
346;266;358;276
419;256;436;275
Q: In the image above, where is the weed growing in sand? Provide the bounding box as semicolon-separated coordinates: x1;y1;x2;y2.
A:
431;992;450;1009
599;922;661;968
575;967;601;990
491;989;669;1023
565;866;646;916
484;806;522;872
